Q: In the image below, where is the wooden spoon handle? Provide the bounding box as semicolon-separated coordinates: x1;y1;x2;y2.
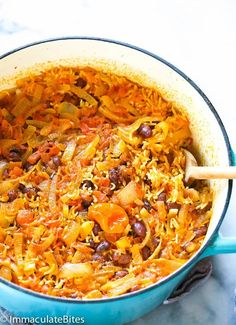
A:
188;166;236;180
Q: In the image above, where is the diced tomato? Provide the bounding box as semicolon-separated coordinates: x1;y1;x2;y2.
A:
93;190;108;203
79;122;91;135
97;178;110;187
80;158;91;167
9;166;23;178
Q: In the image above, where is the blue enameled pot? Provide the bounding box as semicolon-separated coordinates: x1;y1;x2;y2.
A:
0;38;235;325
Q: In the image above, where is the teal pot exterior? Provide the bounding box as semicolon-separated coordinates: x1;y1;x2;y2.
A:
0;38;236;325
0;270;189;325
1;233;236;325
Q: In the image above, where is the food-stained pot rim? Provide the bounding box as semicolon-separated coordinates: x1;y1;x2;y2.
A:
0;36;233;303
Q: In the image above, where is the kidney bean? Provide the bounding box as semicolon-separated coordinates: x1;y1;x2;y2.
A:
114;270;129;279
152;236;160;247
18;183;26;192
7;189;18;202
92;253;105;262
136;124;152;138
132;221;146;238
109;168;120;187
2;169;9;178
88;238;96;249
23;187;38;198
96;240;110;252
23;162;33;171
52;156;61;167
141;246;151;260
93;223;102;236
8;151;21;162
166;202;181;210
157;192;166;202
194;226;207;238
143;199;152;212
112;252;131;266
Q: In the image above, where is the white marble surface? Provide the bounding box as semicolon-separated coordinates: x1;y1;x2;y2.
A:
0;0;236;324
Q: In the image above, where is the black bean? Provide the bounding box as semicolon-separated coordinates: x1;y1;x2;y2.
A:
132;221;146;238
141;246;151;260
166;202;181;210
136;124;152;138
96;240;110;252
143;199;152;212
81;180;95;190
157;192;166;202
93;223;102;236
52;156;61;167
112;252;131;266
76;77;87;88
82;199;92;210
7;189;18;202
8;151;21;162
114;270;129;279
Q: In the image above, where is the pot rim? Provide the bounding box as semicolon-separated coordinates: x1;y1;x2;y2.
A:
0;36;233;303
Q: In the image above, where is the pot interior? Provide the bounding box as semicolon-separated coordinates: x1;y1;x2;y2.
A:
0;38;230;249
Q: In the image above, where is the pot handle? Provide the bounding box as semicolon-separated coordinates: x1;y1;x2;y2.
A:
199;147;236;259
199;233;236;259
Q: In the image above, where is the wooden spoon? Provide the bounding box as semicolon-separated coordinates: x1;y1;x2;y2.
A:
184;149;236;183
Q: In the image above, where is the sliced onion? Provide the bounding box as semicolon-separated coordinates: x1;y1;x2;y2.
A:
61;139;77;163
59;262;93;279
48;175;57;213
0;161;8;178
